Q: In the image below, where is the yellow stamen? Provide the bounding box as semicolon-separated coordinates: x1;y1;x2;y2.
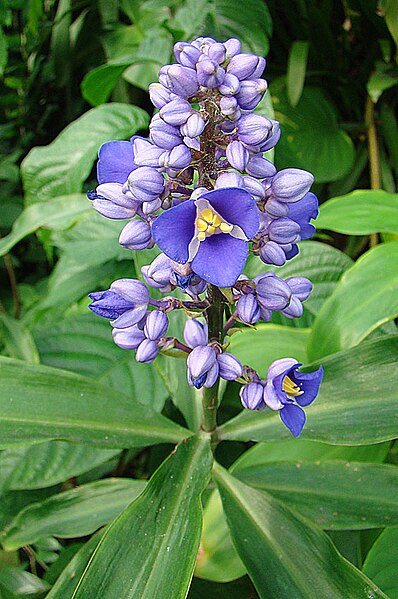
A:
282;375;303;397
196;218;208;232
197;231;206;241
212;214;222;227
207;225;216;235
220;222;233;233
200;208;214;222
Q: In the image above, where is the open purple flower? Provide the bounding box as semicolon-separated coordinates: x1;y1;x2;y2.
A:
263;358;324;437
152;187;259;287
97;137;141;185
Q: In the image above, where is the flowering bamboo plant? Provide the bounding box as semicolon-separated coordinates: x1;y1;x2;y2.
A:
88;35;323;438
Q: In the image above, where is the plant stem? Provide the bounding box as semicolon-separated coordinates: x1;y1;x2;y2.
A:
365;95;381;248
201;284;224;433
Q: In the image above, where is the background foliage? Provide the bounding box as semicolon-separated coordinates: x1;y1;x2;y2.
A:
0;0;398;597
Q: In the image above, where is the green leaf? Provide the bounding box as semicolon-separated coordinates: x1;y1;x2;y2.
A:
218;335;398;445
229;324;309;375
245;241;353;317
385;0;398;62
0;479;146;551
308;241;398;360
363;528;398;599
272;81;355;182
81;63;130;106
0;441;118;492
235;461;398;530
0;194;89;257
287;41;309;106
0;313;40;364
21;104;149;204
71;435;212;599
0;27;8;77
316;190;398;236
213;464;387;599
34;314;168;413
0;567;51;597
367;62;398;103
0;356;190;448
123;28;173;91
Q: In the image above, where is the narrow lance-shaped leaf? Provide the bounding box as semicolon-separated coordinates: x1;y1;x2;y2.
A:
362;528;398;599
71;435;212;599
213;463;387;599
0;357;190;448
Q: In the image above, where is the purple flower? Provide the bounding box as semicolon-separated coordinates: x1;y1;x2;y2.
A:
217;352;243;380
88;279;150;328
287;192;319;240
263;358;324;437
184;318;208;348
97;138;139;185
187;345;219;389
119;219;153;250
88;184;139;220
152;187;259;287
240;382;264;410
112;323;146;350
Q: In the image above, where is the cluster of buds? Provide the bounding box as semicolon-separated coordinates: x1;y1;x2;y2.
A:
88;35;323;437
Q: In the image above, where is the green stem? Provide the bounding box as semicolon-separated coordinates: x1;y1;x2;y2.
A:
201;285;224;434
365;95;380;248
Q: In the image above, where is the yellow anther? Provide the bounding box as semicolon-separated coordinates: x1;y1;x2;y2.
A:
220;222;233;233
197;231;206;241
282;375;303;397
207;225;216;235
196;218;208;232
200;208;214;222
212;214;222;227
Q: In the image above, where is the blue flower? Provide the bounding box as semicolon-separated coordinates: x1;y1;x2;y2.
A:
152;187;259;287
263;358;324;437
97;136;142;185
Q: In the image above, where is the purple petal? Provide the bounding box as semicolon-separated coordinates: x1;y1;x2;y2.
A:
152;200;196;263
263;383;284;410
292;365;324;407
267;358;299;380
97;140;137;185
192;235;248;287
201;188;259;239
280;404;306;437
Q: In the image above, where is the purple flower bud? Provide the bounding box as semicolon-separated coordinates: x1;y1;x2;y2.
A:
226;140;250;171
282;295;304;319
174;42;202;68
208;42;227;64
159;144;192;169
112;324;146;350
259;241;287;266
240;382;264;410
190;186;210;200
149;114;182;149
264;199;289;218
142;197;162;215
245;155;276;178
242;176;266;200
236;78;267;110
159;98;192;126
227;53;266;80
161;64;199;98
224;38;241;59
271;169;314;203
219;96;238;116
180;113;205;137
184;318;208;348
259;120;281;152
141;253;173;292
238;114;273;147
88;183;139;219
218;73;241;95
127;166;165;203
268;217;301;245
217;352;243;380
133;142;165;168
236;293;261;324
255;274;291;311
286;277;312;301
136;338;159;364
149;83;173;108
197;58;226;88
187;345;219;389
89;279;150;328
119;219;153;250
183;136;201;150
215;172;244;189
144;310;168;340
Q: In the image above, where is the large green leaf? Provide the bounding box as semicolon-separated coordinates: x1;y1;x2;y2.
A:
235;461;398;530
0;357;189;448
122;28;173;91
213;464;387;599
0;479;146;551
21;104;149;204
272;81;355;182
218;335;398;445
245;241;353;317
0;313;40;364
363;528;398;599
34;314;168;413
0;194;89;257
71;435;212;599
316;190;398;235
308;241;398;360
0;441;118;492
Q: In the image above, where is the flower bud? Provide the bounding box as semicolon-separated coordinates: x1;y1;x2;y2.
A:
159;144;192;169
286;276;312;301
161;64;199;98
242;176;266;200
88;184;139;220
240;382;264;410
89;279;150;328
259;120;281;152
215;172;244;189
119;219;153;250
183;136;200;150
136;338;159;363
141;197;162;215
236;78;267;110
238;114;273;146
187;345;219;389
259;241;286;266
159;98;192;126
267;217;301;245
282;295;304;318
208;42;227;64
219;96;238;116
226;140;250;171
224;38;241;59
144;310;168;340
180;113;205;137
149;114;182;149
133;143;165;168
112;324;145;350
127;166;165;203
174;42;201;68
227;53;266;80
236;293;261;324
197;58;226;88
149;83;173;108
218;73;241;95
141;253;173;292
245;155;276;178
271;168;314;203
264;199;289;218
217;352;243;380
184;318;208;348
255;274;291;311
